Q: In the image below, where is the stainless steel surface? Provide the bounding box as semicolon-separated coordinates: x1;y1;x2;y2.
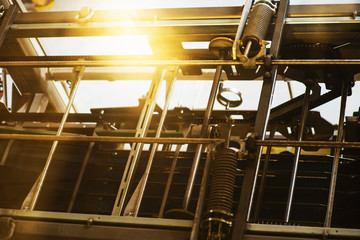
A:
232;0;253;59
324;82;349;228
112;68;166;216
21;66;85;211
182;55;224;210
284;84;311;222
132;67;178;216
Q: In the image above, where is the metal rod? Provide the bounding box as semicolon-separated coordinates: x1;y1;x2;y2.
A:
0;139;14;166
224;119;233;149
287;81;294;99
324;82;348;228
232;0;253;59
133;67;178;216
1;134;360;148
21;66;85;210
253;123;277;220
158;144;182;217
0;59;360;67
182;54;224;210
243;41;253;57
285;84;311;222
254;140;360;148
0;134;222;144
67;140;95;212
190;143;213;240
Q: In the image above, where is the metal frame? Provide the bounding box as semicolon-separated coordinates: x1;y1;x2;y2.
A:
0;1;359;240
232;1;290;239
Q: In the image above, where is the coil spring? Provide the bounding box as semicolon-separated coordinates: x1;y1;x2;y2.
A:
207;148;238;214
242;0;276;56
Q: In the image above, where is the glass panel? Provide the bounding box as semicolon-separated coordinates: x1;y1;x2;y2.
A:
40;36;152;56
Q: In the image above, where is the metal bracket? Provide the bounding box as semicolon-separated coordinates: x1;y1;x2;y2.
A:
237;40;266;69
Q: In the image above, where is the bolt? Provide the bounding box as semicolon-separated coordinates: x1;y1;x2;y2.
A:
352;10;358;19
86;217;94;228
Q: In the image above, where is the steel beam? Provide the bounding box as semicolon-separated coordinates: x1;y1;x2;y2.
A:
128;67;178;216
12;5;360;24
11;220;189;240
0;5;18;47
231;0;290;239
246;223;360;238
0;209;192;228
7;4;360;39
111;68;165;216
0;59;360;68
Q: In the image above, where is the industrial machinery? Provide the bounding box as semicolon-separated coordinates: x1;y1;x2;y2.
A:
0;0;359;239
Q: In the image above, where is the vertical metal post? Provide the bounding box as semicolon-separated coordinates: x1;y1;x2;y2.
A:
324;82;348;228
131;67;178;216
112;67;166;216
284;84;311;222
190;143;213;240
182;54;224;210
21;66;85;210
231;0;289;239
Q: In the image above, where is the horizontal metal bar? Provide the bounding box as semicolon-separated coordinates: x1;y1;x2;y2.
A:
47;70;221;81
3;133;359;148
0;133;222;144
247;223;360;238
0;59;360;67
13;5;360;24
13;220;190;240
0;209;192;228
256;140;360;148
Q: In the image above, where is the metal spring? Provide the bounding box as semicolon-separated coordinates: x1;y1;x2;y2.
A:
242;0;276;56
207;148;238;214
